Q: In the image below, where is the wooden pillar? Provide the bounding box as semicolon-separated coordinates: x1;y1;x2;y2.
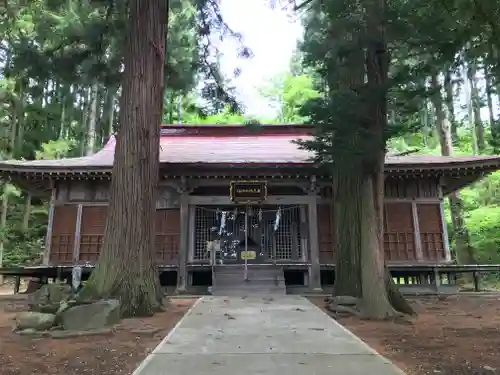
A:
72;204;83;263
307;197;322;292
43;186;56;265
439;200;451;262
176;195;189;294
437;183;451;262
472;271;480;292
411;201;423;261
299;205;308;261
433;266;441;293
13;275;21;294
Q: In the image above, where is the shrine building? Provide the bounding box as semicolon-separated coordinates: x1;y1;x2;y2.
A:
1;125;499;295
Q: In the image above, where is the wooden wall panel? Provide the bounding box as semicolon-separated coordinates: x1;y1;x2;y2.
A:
79;206;107;263
50;205;77;264
417;203;445;261
317;204;334;264
384;202;416;261
155;209;180;264
385;178;440;199
77;206;181;264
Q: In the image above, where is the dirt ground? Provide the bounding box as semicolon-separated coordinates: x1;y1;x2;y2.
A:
0;293;195;375
310;295;500;375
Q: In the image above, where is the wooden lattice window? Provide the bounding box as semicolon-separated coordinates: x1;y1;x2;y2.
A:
384;202;416;261
417;203;445;261
50;205;77;264
79;206;107;263
155;209;180;265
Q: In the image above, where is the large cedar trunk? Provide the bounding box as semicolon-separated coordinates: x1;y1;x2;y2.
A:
359;171;395;319
332;171;362;297
81;0;168;317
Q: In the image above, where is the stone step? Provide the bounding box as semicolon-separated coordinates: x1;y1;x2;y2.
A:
214;274;285;282
214;267;282;277
212;265;286;297
211;286;286;296
214;279;286;288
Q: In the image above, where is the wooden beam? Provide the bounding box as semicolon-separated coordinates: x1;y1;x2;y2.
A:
187;195;317;205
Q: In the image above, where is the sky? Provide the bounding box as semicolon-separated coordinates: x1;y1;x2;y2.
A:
217;0;303;118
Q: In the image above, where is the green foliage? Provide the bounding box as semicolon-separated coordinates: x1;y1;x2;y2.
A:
465;205;500;263
259;72;320;123
36;139;75;160
3;198;48;267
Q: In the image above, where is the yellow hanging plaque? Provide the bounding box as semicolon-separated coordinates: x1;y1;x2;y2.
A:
240;251;256;260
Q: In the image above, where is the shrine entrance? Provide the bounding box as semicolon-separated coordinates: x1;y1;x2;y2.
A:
193;205;306;265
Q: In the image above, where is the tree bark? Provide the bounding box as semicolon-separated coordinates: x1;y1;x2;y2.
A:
467;64;485;153
81;0;168;317
86;82;99;156
484;64;499;152
332;170;362;298
443;70;459;146
22;194;31;233
104;87;116;136
359;171;396;319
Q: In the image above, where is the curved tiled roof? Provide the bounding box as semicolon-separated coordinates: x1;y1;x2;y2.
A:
0;126;500;172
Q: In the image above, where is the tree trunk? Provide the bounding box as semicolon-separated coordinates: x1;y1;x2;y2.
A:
359;171;396;319
81;0;168;317
86;82;99;156
443;70;459;146
329;0;413;319
431;73;475;266
80;87;89;156
332;171;362;297
359;0;401;318
484;64;499;152
105;87;116;136
467;64;485;153
15;80;26;157
22;194;31;233
0;95;19;284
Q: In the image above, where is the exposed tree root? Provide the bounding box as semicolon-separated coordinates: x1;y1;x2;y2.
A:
385;268;416;316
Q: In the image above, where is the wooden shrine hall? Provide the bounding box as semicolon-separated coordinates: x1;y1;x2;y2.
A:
1;125;500;295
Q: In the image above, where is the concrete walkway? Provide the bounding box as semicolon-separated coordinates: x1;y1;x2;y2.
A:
133;296;405;375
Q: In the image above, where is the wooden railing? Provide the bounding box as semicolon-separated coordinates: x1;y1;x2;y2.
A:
51;233;181;265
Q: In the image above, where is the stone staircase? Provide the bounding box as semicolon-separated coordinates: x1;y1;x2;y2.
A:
211;265;286;296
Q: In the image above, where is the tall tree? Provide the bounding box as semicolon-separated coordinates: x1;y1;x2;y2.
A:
298;0;414;318
431;73;476;265
81;0;168;317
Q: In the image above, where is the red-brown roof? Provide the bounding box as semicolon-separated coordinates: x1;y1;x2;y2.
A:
0;125;500;172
